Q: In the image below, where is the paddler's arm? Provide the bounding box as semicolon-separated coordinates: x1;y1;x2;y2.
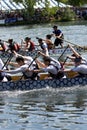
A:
8;62;19;67
13;51;33;61
25;68;43;73
35;59;46;68
68;44;81;58
38;51;48;58
56;32;63;39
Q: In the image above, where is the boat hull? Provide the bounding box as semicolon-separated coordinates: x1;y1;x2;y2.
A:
0;47;82;58
0;76;87;91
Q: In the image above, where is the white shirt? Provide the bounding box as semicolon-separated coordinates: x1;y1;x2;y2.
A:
41;65;58;74
41;57;61;75
82;57;87;65
0;58;6;69
5;64;34;77
72;64;87;74
41;42;49;56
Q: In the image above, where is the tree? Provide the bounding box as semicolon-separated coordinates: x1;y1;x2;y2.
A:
13;0;36;18
55;0;87;6
68;0;87;6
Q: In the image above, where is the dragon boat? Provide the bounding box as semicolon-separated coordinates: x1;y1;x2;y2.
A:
0;46;85;59
0;71;86;91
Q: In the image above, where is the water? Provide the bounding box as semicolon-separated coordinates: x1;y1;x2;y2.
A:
0;21;87;130
0;87;87;130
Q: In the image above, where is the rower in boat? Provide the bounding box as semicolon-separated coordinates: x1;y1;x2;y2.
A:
0;39;8;51
0;58;8;81
64;44;87;77
37;38;49;56
7;39;20;52
26;51;65;79
8;51;36;68
23;37;35;51
41;34;54;50
0;55;39;81
66;44;87;65
67;57;87;77
52;25;64;48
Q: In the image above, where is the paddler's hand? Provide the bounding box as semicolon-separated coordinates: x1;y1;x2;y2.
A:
0;70;3;72
25;68;34;72
38;51;42;55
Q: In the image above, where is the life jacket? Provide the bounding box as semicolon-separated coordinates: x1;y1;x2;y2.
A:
49;63;64;79
22;63;39;80
0;42;7;51
9;42;20;52
28;41;35;51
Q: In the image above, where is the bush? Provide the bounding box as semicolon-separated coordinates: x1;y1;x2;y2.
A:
59;7;76;22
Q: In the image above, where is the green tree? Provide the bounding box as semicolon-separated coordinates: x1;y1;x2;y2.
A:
55;0;87;6
13;0;36;18
68;0;87;6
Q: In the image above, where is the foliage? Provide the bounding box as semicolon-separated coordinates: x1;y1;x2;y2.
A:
13;0;36;18
59;7;76;21
55;0;87;6
68;0;87;6
12;0;87;24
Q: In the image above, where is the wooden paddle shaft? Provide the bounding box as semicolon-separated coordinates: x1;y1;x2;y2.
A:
58;37;86;50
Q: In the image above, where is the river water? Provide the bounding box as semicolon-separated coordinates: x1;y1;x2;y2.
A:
0;21;87;130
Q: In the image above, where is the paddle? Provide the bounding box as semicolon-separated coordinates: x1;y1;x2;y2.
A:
2;53;13;70
58;45;69;61
19;54;39;80
62;57;69;66
58;37;86;50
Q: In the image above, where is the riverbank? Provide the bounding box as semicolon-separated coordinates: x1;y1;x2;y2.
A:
0;18;87;27
0;7;87;27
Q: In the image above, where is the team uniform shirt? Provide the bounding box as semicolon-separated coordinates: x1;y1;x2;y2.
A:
40;42;49;56
24;56;36;67
0;58;7;70
24;56;33;64
4;64;34;77
72;64;87;74
81;57;87;65
53;29;62;36
3;56;35;77
41;42;48;49
2;56;37;79
41;57;61;74
0;58;4;69
0;58;7;81
41;65;58;74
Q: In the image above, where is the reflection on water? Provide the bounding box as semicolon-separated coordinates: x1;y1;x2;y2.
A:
0;86;87;130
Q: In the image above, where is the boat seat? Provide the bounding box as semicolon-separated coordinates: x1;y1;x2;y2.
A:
10;70;78;81
11;75;22;81
39;73;50;80
65;70;78;78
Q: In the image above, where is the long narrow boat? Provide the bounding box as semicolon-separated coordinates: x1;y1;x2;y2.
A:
0;46;85;58
0;75;87;91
